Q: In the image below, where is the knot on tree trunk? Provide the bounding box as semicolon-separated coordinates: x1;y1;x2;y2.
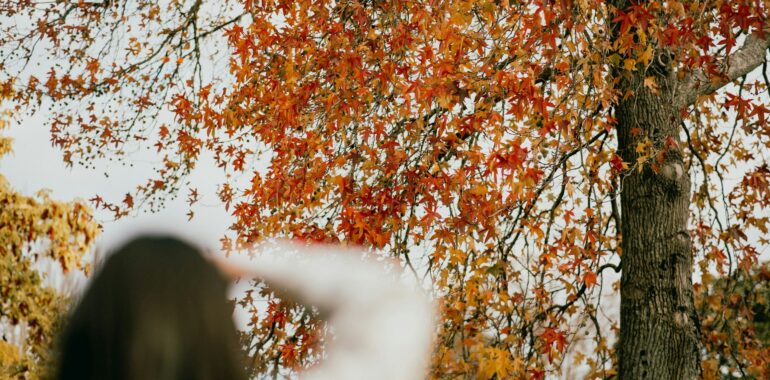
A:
656;161;688;197
660;162;683;183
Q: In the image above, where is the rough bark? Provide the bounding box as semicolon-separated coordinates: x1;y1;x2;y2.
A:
616;75;700;379
613;23;770;377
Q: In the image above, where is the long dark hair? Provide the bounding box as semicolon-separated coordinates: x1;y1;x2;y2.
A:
55;236;246;380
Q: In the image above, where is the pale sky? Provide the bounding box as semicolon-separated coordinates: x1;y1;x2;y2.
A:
0;106;235;252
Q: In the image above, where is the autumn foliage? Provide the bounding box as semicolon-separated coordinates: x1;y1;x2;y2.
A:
0;87;99;378
1;0;769;378
697;262;770;379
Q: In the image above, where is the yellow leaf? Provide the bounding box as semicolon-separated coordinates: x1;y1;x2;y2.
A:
623;58;637;71
477;348;513;380
639;45;653;67
644;76;658;93
701;358;720;380
0;341;20;367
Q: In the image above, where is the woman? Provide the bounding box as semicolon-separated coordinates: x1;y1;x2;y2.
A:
56;236;434;380
55;236;247;380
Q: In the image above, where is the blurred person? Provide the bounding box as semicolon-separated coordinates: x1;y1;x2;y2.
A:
55;236;247;380
55;237;435;380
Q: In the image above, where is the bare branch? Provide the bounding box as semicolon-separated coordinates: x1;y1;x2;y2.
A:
678;31;770;107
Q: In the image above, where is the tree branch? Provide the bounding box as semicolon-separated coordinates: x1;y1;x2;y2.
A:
678;31;770;107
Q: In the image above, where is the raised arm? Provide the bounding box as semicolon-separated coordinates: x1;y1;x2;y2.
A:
219;241;436;380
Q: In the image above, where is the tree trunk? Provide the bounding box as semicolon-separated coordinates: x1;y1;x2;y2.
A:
616;75;700;379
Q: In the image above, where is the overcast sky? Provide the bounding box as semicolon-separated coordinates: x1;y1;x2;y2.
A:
0;106;235;252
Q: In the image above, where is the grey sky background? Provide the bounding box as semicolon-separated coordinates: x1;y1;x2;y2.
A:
0;106;235;252
0;105;260;329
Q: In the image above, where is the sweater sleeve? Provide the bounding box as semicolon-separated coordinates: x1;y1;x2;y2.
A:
221;241;436;380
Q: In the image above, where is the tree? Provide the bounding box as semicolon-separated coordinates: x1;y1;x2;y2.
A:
2;0;769;378
0;86;99;378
